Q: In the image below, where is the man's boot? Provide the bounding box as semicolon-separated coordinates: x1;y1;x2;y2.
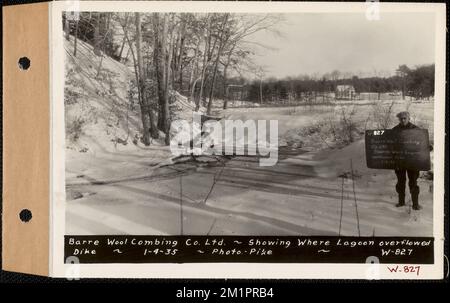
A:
396;194;405;207
412;192;421;210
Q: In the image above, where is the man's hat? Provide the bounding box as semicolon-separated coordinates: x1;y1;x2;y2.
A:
396;111;410;118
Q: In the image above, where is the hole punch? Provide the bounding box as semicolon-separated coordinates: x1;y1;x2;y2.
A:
19;209;32;222
18;57;30;70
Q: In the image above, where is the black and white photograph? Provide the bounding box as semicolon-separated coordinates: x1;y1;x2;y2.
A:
64;9;436;235
51;1;446;278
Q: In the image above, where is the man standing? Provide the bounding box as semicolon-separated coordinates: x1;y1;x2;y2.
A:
392;111;421;210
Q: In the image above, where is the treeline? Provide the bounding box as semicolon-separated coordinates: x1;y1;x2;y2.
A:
242;64;434;103
63;12;434;146
64;12;282;145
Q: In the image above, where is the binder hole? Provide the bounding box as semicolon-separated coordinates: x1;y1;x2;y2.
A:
19;209;32;222
18;57;30;70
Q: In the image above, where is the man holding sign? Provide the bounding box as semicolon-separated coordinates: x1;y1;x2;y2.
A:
365;111;431;211
392;111;421;210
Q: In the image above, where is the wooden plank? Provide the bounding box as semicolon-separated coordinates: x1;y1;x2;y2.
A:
2;2;50;276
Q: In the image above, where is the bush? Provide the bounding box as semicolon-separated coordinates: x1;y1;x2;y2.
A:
371;100;395;129
314;107;363;147
64;88;81;105
66;116;85;142
338;106;358;144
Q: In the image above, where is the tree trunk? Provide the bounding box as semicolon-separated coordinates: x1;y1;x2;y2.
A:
164;15;175;145
135;12;152;145
153;13;173;145
64;14;70;41
198;28;210;110
175;20;186;90
118;14;129;61
222;44;235;110
207;14;229;115
188;39;200;94
223;86;229;110
118;36;127;61
93;13;102;56
153;13;166;132
402;80;406;100
96;55;104;78
73;19;79;56
95;13;111;77
207;49;221;115
190;77;201;104
260;78;263;104
125;47;131;62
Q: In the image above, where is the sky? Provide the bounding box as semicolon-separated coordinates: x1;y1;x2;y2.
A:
246;13;435;79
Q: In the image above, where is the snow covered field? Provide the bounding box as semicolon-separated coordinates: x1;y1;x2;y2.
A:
64;37;434;237
66;102;434;236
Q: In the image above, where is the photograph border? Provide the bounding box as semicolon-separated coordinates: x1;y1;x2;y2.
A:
50;1;446;279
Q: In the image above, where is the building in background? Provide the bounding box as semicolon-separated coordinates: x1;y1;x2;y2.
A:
335;84;356;100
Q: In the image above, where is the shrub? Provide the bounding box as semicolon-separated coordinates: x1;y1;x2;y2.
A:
66;116;85;142
371;100;395;129
339;106;358;144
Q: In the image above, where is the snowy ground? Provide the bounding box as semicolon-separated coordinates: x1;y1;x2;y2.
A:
64;36;434;236
66;103;434;237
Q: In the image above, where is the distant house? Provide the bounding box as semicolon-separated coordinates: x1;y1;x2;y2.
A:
335;85;356;100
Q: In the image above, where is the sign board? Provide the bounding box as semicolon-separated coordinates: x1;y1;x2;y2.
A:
365;129;431;171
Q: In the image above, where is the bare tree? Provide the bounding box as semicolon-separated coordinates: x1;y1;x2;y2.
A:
73;18;79;56
207;13;230;115
135;13;152;145
64;13;71;41
133;12;161;144
197;15;212;110
117;13;130;61
73;12;283;145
